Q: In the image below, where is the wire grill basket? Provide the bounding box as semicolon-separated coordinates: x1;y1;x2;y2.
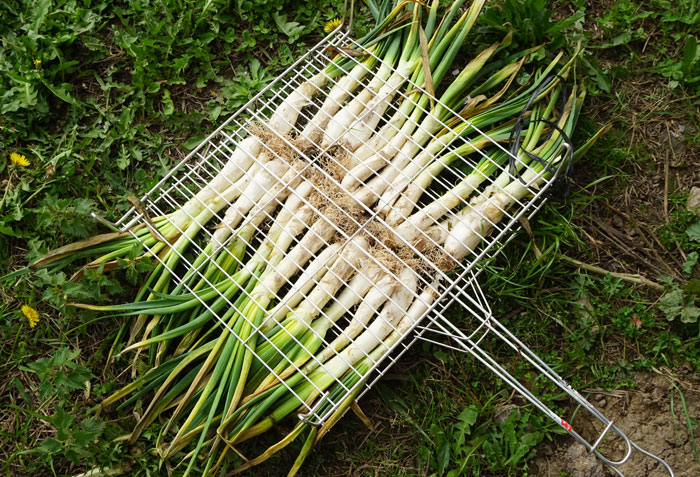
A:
96;17;673;477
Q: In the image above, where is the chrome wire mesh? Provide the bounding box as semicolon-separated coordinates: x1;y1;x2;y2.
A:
101;23;673;476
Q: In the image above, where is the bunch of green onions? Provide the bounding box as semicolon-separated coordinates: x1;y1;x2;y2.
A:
29;1;607;474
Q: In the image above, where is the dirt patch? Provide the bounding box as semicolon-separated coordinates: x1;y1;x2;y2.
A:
531;366;700;476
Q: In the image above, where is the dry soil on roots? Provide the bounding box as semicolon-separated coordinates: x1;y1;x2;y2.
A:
531;367;700;476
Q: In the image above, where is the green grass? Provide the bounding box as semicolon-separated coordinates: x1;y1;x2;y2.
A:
1;0;699;475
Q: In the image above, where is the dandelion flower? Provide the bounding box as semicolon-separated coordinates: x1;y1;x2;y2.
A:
324;18;342;34
34;59;42;68
10;152;30;167
22;305;39;328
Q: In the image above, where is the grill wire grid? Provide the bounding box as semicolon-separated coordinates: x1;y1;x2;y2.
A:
100;25;674;476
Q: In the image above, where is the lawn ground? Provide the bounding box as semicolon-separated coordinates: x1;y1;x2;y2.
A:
1;0;699;475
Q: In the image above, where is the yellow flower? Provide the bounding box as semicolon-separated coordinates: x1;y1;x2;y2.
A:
10;152;30;167
34;59;42;67
22;305;39;328
324;18;342;34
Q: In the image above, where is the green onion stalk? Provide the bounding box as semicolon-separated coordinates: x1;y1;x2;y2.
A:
242;260;385;395
395;87;574;252
332;0;486;185
145;230;351;475
442;88;586;259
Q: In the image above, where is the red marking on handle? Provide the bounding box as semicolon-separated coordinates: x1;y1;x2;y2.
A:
561;419;572;432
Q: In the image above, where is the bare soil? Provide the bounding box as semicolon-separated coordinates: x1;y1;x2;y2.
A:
532;367;700;476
